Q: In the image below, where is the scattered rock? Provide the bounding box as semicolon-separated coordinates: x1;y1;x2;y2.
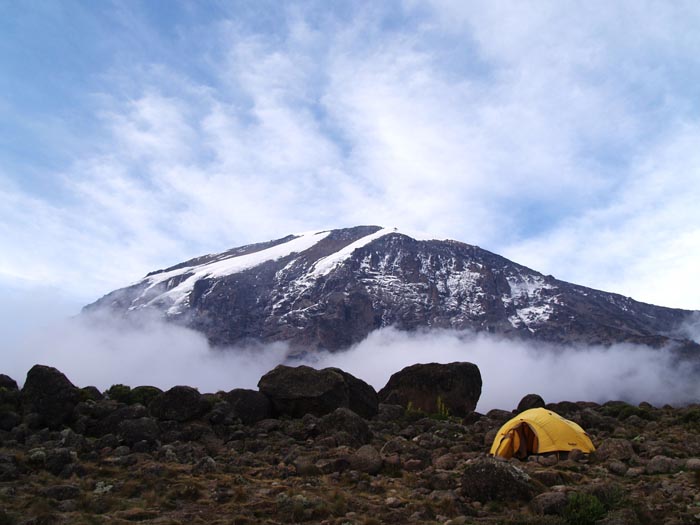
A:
378;362;482;416
531;491;568;515
318;408;372;445
646;455;680;474
349;445;383;474
0;454;19;481
684;458;700;471
595;438;635;462
607;460;628;476
460;458;540;502
41;484;81;501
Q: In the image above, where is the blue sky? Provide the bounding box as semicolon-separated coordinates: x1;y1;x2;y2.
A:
3;0;700;325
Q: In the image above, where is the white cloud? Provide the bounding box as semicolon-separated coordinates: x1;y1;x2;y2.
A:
6;313;697;413
2;1;700;312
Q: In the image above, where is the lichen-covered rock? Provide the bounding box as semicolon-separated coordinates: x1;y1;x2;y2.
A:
595;438;635;462
349;445;383;474
378;362;482;417
531;491;568;515
21;365;81;429
646;455;680;474
461;457;540;502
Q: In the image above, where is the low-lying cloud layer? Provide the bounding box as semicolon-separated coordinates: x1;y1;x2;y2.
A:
6;310;699;413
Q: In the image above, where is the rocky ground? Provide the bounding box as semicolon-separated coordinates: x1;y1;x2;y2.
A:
1;364;700;525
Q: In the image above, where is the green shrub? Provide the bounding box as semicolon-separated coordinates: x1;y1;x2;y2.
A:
563;493;606;525
106;384;132;404
130;386;162;406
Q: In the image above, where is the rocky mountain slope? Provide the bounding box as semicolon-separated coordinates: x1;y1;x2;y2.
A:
85;226;699;354
1;364;699;525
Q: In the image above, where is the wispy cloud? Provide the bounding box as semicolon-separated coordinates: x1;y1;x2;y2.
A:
1;1;700;313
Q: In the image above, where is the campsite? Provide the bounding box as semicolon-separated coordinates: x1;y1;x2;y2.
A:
1;364;700;525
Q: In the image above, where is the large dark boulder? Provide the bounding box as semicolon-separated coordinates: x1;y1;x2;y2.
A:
517;394;546;412
223;389;273;425
21;365;81;429
461;457;541;502
327;368;379;418
0;374;21;429
0;374;18;391
378;362;482;417
149;386;210;422
258;365;378;418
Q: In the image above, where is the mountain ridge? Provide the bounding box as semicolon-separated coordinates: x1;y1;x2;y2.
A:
84;225;699;355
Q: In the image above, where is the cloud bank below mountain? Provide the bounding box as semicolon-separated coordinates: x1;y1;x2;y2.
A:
6;311;698;413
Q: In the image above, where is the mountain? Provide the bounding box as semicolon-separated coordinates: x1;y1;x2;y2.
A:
84;225;699;354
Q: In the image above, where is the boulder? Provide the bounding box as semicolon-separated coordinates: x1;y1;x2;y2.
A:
224;389;273;424
0;374;18;391
378;362;481;417
349;445;383;474
149;386;209;422
646;455;680;474
258;365;378;418
21;365;81;429
326;367;379;418
118;417;160;445
531;491;568;515
594;439;635;462
41;484;81;501
460;457;540;502
317;407;372;445
517;394;545;412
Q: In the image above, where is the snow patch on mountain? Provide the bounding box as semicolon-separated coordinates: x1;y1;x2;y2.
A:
133;230;331;314
310;227;396;277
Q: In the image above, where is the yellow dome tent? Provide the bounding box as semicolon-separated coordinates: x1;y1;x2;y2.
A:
490;407;595;459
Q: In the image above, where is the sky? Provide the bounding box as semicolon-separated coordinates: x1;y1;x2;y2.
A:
2;1;700;338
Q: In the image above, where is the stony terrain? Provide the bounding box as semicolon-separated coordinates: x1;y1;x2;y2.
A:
84;226;700;355
1;364;700;525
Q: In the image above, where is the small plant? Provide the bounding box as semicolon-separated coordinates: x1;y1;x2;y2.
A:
130;386;162;406
105;384;132;404
431;396;451;420
563;492;606;525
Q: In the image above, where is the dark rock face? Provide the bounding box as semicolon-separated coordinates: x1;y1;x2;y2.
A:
517;394;546;412
84;226;700;356
0;374;18;391
224;389;273;424
258;365;378;418
149;386;209;422
21;365;81;429
378;362;482;416
461;457;540;502
326;368;379;419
